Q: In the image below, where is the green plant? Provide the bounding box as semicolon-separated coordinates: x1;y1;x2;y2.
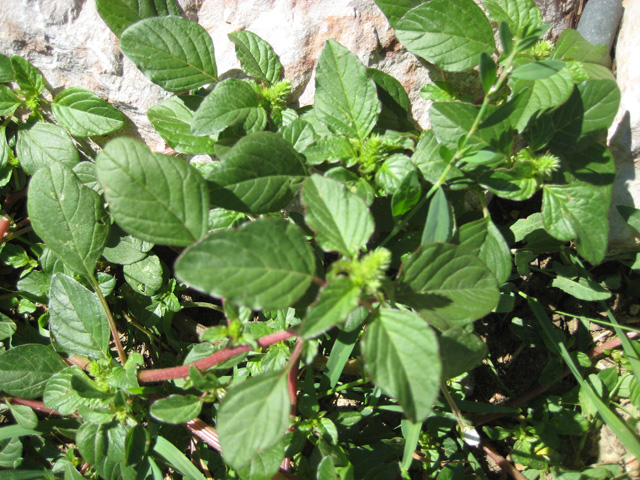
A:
1;0;639;478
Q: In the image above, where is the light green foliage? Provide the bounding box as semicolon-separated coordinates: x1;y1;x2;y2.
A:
0;1;629;478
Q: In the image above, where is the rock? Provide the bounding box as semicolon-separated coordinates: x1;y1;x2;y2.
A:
577;0;623;50
0;0;572;146
608;0;640;250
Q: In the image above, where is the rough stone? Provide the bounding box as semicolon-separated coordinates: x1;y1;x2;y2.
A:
0;0;573;145
608;0;640;250
577;0;623;50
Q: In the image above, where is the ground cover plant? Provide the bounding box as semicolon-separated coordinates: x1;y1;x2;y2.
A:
0;0;639;478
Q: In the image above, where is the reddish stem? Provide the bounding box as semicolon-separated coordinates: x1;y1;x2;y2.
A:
138;329;297;383
482;441;528;480
3;187;27;211
185;418;221;451
4;397;76;417
0;216;10;240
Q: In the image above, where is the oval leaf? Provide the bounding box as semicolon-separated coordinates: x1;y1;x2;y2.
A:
175;218;317;309
228;30;283;86
314;40;380;142
206;131;307;214
0;344;67;399
301;276;361;339
217;371;290;470
301;175;374;257
191;79;266;136
362;309;441;422
49;273;111;359
396;243;499;330
439;328;487;380
96;0;181;37
150;395;203;424
147;95;214;154
120;16;217;92
17;123;79;175
96;137;208;246
52;87;125;137
28;163;110;277
395;0;495;71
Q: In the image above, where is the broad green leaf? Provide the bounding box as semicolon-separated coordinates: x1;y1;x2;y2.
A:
0;54;14;82
96;137;208;246
457;218;511;286
549;80;620;151
0;313;16;341
229;30;283;86
301;174;374;257
411;130;470;189
120;16;217;92
11;56;44;96
52;87;125;137
552;29;611;68
150;395;202;423
396;243;499;330
17;123;79;175
302;134;357;166
301;276;361;339
509;66;574;131
235;441;285;480
395;0;495;71
175;218;317;309
315;40;380;142
617;205;640;236
0;437;22;469
44;366;109;415
391;168;421;216
191;79;266;136
28;163;110;276
206;131;306;213
49;273;110;359
123;254;164;296
439;328;487;380
510;60;566;80
367;67;416;132
147;95;214;154
102;224;153;265
480;161;541;201
483;0;542;36
0;86;21;116
8;404;38;430
565;143;615;186
0;344;66;399
542;182;610;264
430;102;514;154
373;0;422;27
76;422;137;480
279;119;318;153
422;187;453;244
375;154;414;195
552;276;611;301
362;309;440;422
96;0;181;37
479;53;497;94
217;371;290;470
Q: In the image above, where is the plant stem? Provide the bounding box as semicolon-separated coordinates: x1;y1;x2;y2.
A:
138;329;298;383
88;275;127;365
181;301;224;313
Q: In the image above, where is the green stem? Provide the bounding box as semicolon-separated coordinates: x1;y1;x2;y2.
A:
180;301;224;313
317;378;368;399
380;48;519;249
88;276;127;365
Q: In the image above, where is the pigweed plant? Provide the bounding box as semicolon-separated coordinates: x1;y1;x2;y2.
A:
1;0;639;478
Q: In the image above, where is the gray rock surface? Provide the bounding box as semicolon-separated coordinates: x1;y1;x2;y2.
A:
0;0;573;145
577;0;623;49
608;0;640;250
